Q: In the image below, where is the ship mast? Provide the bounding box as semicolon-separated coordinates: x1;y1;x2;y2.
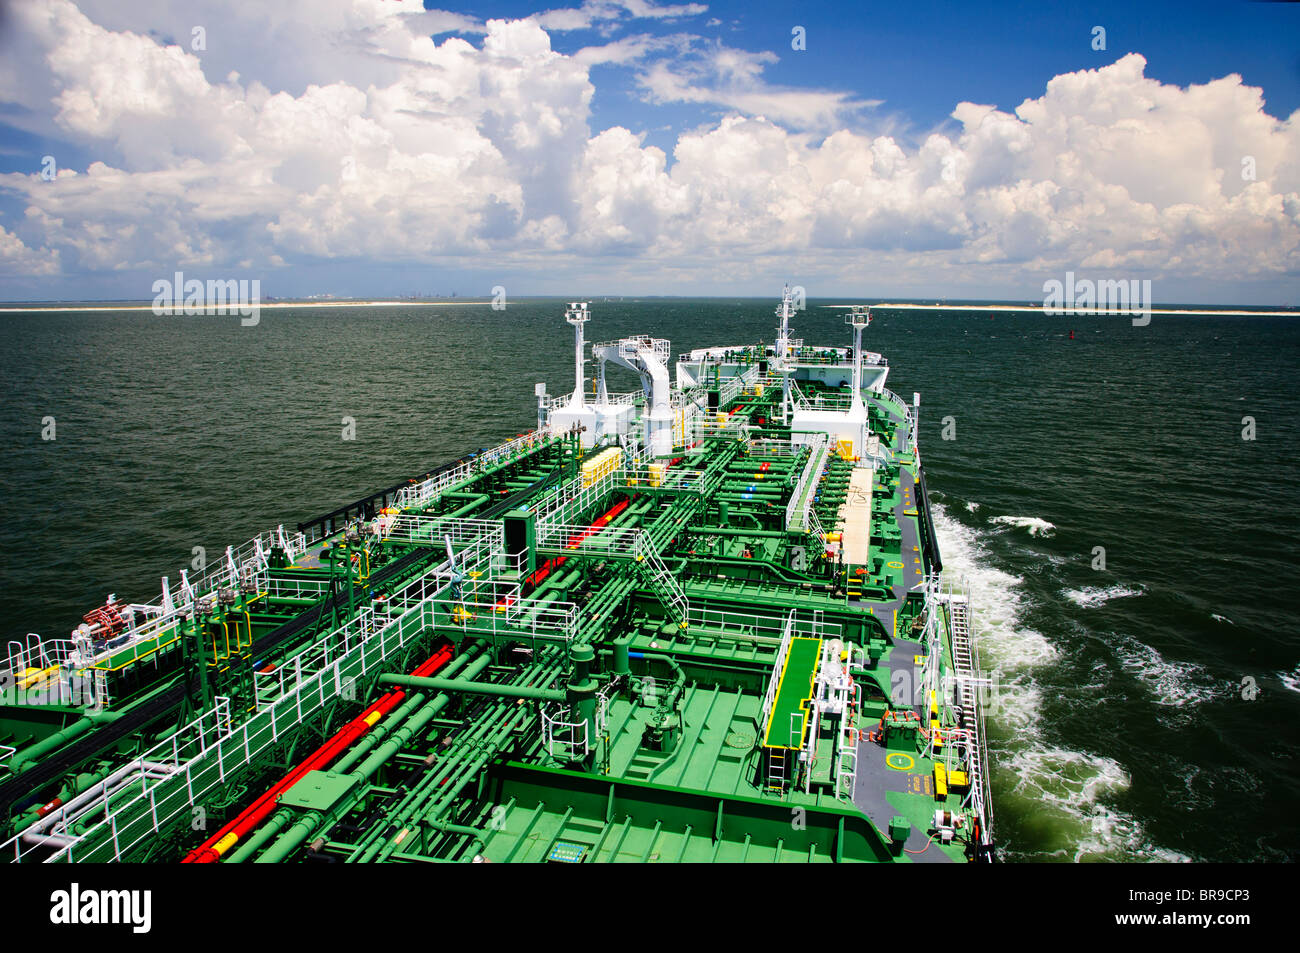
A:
565;301;590;408
776;284;797;423
846;305;871;414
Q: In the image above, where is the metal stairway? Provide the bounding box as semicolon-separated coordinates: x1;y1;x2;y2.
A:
634;535;689;626
949;596;976;727
946;588;994;846
785;436;830;533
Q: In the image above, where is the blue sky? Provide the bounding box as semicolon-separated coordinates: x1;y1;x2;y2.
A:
533;0;1300;148
0;0;1296;302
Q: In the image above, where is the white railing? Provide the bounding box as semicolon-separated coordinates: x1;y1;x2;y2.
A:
800;391;857;412
718;365;761;407
3;634;73;677
475;431;550;470
264;576;333;603
595;336;671;366
880;387;911;420
2;570;463;863
806;507;827;545
939;575;995;851
393;462;473;510
394;431;554;511
0;520;535;862
633;535;689;623
687;415;747;442
3;519;311;686
381;515;500;548
538;522;641;557
616;466;696;492
747;438;801;458
686;604;842;646
541;695;606;762
533;470;614;529
785;345;852;366
759;611;797;735
784;434;828;532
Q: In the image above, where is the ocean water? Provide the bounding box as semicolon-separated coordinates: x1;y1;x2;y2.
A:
1;299;1296;863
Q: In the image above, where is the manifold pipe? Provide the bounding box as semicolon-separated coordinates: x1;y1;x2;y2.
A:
351;658;566;862
225;807;295;863
378;674;567;703
229;644;489;864
254;652;497;863
358;694;529;862
371;711;529;863
329;641;488;775
8;708;124;772
19;762;175;838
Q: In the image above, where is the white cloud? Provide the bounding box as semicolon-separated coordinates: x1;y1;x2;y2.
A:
0;224;60;277
637;43;880;131
0;0;1296;298
537;0;708;33
573;33;681;67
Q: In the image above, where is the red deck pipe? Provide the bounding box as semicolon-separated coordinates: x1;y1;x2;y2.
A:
518;495;634;591
182;642;455;863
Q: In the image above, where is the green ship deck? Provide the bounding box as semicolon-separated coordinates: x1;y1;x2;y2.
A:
0;292;994;864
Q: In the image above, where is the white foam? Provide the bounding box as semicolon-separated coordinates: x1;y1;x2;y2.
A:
932;504;1058;672
932;502;1187;861
1065;584;1145;608
1280;666;1300;694
1113;635;1223;710
989;514;1056;537
1211;613;1234;625
998;745;1191;862
964;500;981;512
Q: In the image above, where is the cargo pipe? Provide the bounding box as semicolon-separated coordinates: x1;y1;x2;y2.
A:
254;650;499;863
182;640;466;863
378;674;567;703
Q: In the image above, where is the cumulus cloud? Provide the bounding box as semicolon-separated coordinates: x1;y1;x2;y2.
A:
537;0;708;33
637;42;881;131
0;224;60;277
0;0;1296;296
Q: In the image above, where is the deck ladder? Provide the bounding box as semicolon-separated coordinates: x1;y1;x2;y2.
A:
634;535;690;625
942;577;996;851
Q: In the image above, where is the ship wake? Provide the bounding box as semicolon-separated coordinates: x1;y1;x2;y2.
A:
931;502;1190;862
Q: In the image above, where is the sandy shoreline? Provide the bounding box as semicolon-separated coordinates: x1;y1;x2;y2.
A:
821;303;1296;317
0;300;493;313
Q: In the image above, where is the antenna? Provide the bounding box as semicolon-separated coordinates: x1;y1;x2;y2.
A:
775;284;796;360
565;301;590;406
845;306;871;407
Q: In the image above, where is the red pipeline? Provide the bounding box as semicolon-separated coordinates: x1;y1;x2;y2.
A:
521;495;632;589
182;642;455;863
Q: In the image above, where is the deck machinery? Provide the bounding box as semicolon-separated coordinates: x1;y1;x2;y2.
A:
0;288;994;863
